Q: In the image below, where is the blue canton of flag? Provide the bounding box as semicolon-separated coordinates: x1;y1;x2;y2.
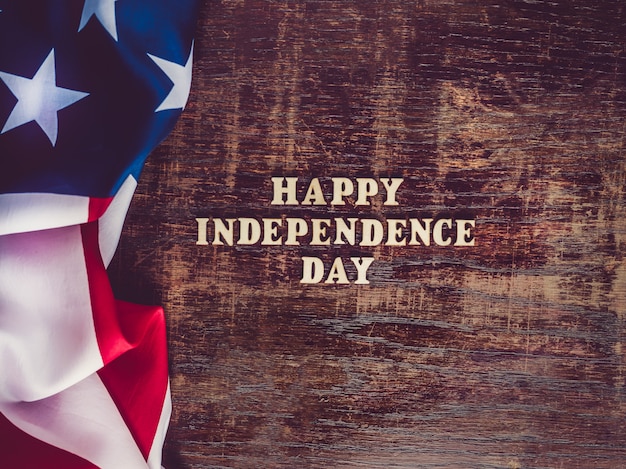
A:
0;0;198;198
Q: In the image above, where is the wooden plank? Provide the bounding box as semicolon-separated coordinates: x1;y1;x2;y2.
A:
110;1;626;467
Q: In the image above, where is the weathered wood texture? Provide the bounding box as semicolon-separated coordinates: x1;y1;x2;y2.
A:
110;1;626;468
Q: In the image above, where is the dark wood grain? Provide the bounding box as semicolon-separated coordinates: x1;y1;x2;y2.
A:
110;1;626;467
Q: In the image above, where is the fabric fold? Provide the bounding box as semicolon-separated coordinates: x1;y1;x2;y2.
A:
0;1;200;465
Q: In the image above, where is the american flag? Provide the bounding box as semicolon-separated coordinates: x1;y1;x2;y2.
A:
0;1;199;467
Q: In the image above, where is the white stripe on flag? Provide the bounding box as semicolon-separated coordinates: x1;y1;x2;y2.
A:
0;373;150;469
0;191;90;236
0;223;103;403
147;383;172;469
98;175;137;267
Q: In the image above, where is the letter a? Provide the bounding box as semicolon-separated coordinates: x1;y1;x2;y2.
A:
325;257;350;284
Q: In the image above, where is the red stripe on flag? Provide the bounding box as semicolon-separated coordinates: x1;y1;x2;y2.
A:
81;219;170;460
0;413;98;469
81;221;132;365
87;196;114;222
98;300;170;460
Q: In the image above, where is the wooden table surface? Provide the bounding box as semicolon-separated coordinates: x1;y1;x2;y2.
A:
110;1;626;467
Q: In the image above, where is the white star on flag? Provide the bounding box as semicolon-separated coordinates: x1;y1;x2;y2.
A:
0;49;89;146
148;44;194;112
79;0;119;41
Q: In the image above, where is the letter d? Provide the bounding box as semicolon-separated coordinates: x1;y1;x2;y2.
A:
300;257;325;284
